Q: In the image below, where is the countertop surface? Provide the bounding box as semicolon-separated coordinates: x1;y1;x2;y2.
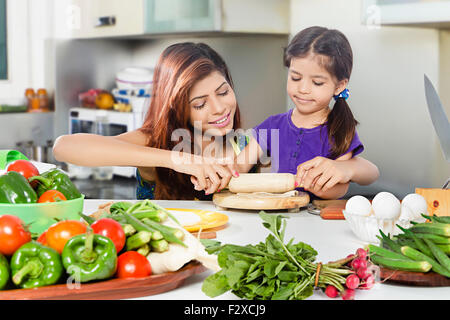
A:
73;176;137;200
83;199;450;300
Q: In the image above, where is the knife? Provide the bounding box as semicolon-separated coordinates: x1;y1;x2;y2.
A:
424;74;450;162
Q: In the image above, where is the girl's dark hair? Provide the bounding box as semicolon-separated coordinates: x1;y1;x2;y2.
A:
284;26;358;159
140;42;241;200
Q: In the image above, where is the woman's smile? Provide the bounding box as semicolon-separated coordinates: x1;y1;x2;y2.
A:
209;111;231;127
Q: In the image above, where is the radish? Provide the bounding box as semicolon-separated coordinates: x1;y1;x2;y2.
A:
356;267;370;280
341;288;355;300
359;274;375;290
345;274;360;290
356;248;367;259
351;257;367;270
324;285;339;298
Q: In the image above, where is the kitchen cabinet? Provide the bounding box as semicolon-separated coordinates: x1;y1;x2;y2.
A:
361;0;450;29
69;0;145;38
67;0;289;39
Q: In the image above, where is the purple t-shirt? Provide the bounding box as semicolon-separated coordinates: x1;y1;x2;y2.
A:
252;108;364;175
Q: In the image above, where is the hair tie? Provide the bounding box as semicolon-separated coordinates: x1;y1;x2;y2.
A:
333;88;349;101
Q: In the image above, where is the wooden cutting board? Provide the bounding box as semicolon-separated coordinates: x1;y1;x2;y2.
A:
213;191;310;211
379;267;450;287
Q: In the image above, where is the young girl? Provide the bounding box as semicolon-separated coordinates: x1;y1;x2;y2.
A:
53;42;243;200
236;26;379;200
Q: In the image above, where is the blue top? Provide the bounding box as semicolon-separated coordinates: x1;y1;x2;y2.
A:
252;108;364;198
136;134;251;200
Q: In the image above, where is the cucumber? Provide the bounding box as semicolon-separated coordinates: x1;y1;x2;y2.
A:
368;244;412;260
400;246;450;278
410;222;450;237
423;239;450;273
370;255;432;273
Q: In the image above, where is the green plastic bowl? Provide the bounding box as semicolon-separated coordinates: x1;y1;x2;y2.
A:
0;195;85;234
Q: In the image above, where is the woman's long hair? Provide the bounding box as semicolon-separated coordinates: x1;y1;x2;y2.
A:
284;26;358;159
140;42;241;200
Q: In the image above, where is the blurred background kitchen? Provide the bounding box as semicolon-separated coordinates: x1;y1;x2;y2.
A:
0;0;449;200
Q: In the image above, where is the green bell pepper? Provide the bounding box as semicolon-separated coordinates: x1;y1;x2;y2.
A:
0;253;10;290
28;168;82;200
0;171;38;203
62;229;117;283
10;241;63;289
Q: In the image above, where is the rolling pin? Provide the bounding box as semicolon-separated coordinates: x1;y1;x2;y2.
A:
227;173;297;193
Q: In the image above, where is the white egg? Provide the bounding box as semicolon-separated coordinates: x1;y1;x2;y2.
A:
401;193;428;219
345;195;373;216
399;204;415;221
372;192;401;219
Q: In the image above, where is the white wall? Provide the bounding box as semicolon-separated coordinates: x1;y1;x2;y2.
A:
289;0;449;197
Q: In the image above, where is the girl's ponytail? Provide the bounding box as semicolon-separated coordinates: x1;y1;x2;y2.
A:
327;97;358;159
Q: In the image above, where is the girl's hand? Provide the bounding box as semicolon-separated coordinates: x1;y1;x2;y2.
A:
295;156;353;193
172;153;238;195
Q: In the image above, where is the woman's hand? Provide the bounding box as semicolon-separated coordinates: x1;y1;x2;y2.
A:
172;153;238;195
295;156;353;194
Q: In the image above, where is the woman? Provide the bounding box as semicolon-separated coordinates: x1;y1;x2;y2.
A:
53;42;244;200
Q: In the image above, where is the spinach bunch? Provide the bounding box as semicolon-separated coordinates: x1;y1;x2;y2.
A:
202;212;352;300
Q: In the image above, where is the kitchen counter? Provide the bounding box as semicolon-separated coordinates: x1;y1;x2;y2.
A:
73;176;137;200
83;199;449;300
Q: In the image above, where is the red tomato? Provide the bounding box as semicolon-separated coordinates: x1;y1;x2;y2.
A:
91;218;126;253
116;251;152;278
0;215;32;256
46;220;87;253
7;160;39;180
37;231;48;246
38;190;67;203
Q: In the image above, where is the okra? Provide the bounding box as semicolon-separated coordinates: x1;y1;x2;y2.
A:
140;219;164;240
422;214;450;224
400;246;450;277
393;237;418;249
423;239;450;273
398;232;450;244
126;231;152;251
379;230;402;253
368;244;412;260
132;210;168;222
437;244;450;255
397;225;433;257
370;254;432;273
150;239;169;253
410;222;450;237
140;215;186;246
122;224;137;237
137;244;150;256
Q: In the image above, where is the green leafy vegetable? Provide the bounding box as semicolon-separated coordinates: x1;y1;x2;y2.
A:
201;211;353;300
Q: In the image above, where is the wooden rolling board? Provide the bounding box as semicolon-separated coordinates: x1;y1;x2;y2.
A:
212;191;310;211
379;267;450;287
